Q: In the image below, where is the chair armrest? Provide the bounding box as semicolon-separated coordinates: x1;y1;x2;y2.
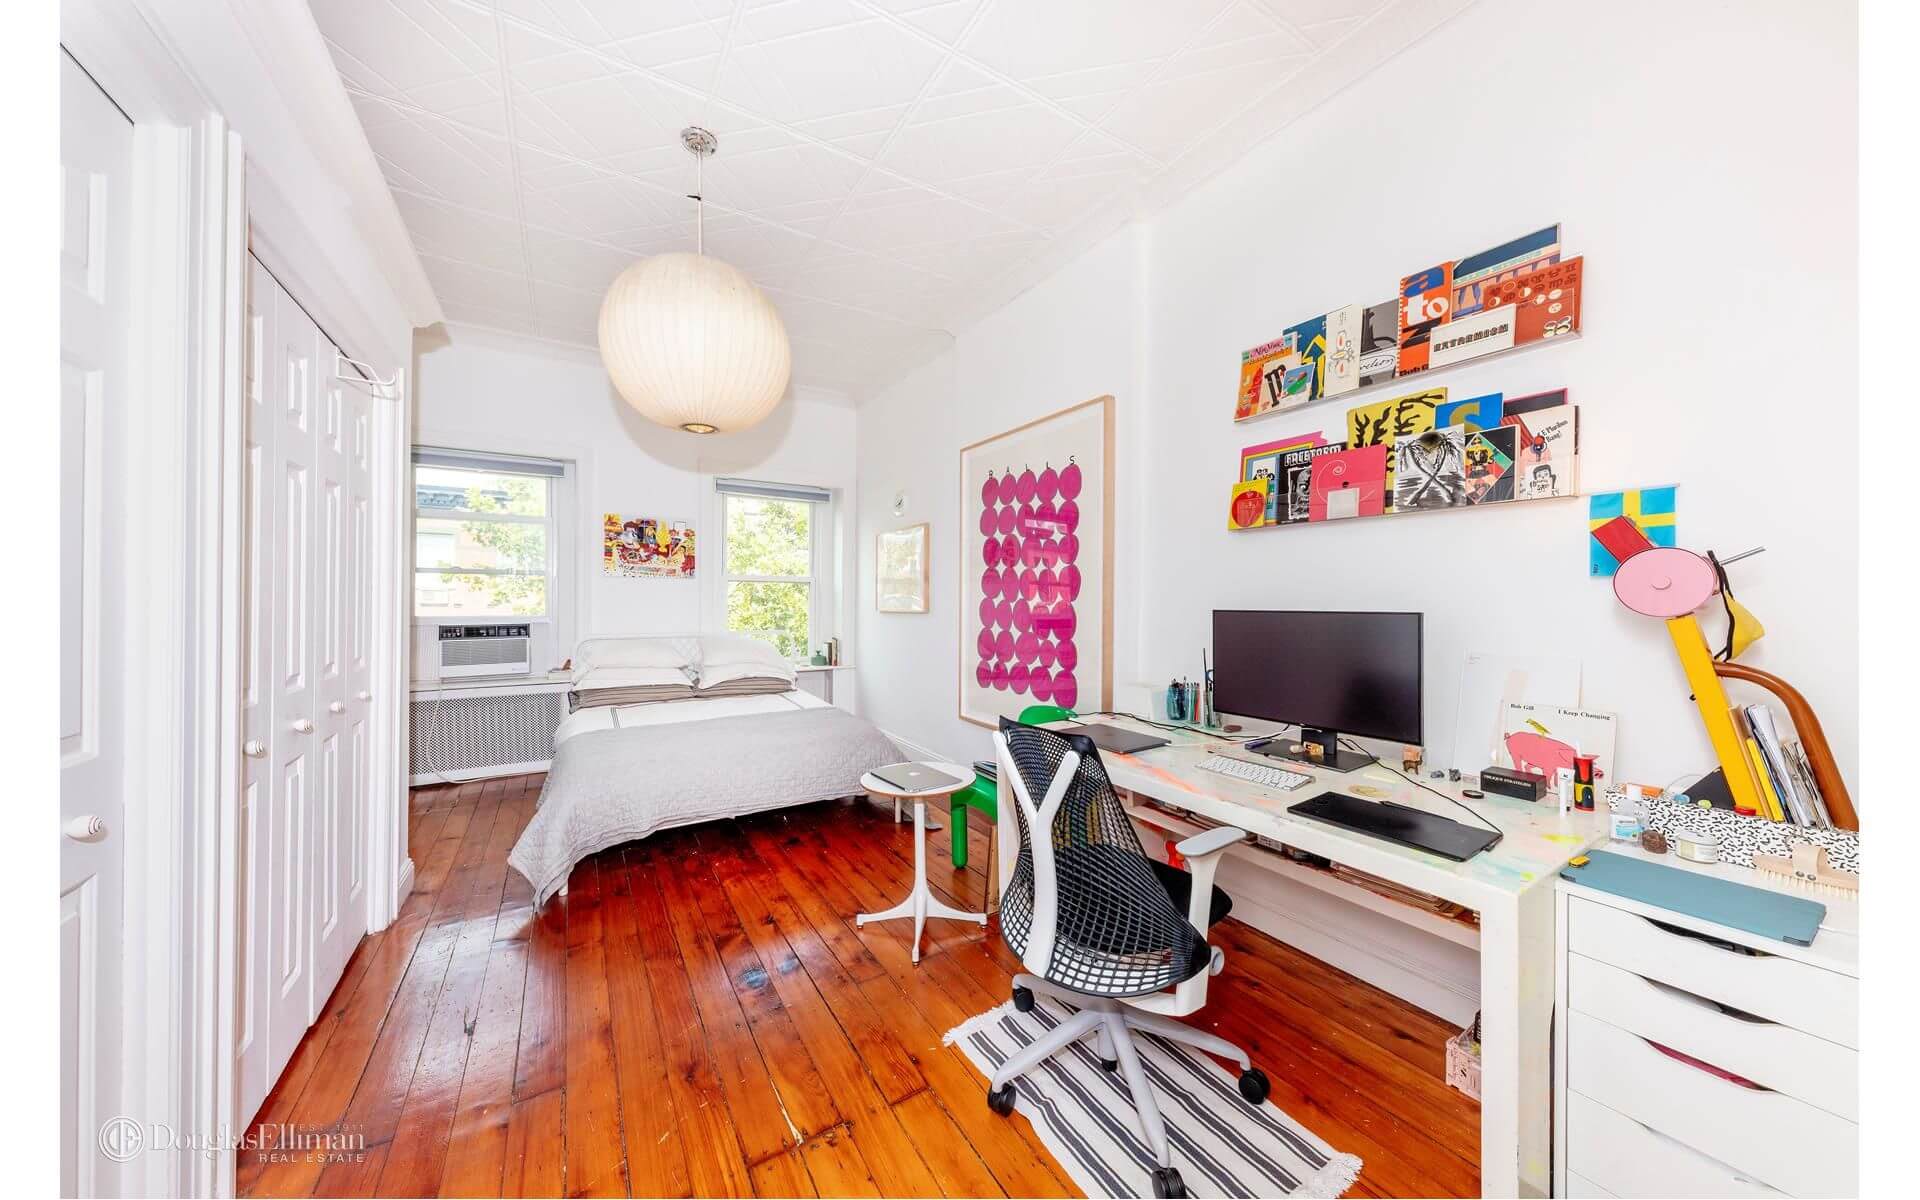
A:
1175;825;1247;862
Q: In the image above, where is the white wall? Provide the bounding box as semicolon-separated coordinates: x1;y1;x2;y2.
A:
413;327;860;680
858;227;1147;758
856;0;1859;795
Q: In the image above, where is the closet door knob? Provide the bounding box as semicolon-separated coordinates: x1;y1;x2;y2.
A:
64;815;109;843
328;701;346;714
291;717;315;734
356;690;372;702
243;739;267;758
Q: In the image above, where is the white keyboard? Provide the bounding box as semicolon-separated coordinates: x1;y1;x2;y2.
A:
1197;754;1313;792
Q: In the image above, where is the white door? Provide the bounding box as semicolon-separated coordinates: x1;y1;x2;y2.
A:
343;376;375;943
310;333;363;1009
267;285;320;1082
59;50;132;1199
236;255;277;1123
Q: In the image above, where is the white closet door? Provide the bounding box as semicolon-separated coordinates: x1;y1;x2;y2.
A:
344;380;375;935
311;333;363;1009
236;255;277;1124
59;50;132;1200
266;285;320;1082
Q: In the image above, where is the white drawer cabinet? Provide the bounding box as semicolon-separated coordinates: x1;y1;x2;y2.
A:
1554;860;1858;1199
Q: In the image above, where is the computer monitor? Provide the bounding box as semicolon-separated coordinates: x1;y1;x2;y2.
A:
1212;609;1423;772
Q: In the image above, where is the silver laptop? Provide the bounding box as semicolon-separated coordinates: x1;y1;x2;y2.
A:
871;762;968;792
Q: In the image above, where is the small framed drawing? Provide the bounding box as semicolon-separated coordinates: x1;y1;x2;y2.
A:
876;522;930;613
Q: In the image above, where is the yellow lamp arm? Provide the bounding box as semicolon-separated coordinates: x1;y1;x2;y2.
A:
1666;614;1766;814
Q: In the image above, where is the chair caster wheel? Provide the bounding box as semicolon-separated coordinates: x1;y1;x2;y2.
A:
987;1083;1018;1116
1238;1067;1270;1104
1151;1166;1186;1198
1099;1057;1119;1073
1012;985;1035;1013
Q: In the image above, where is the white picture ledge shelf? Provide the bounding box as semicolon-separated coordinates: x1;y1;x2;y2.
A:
1235;332;1583;428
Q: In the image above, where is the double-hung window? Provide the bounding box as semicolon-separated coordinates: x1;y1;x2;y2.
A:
717;477;830;661
413;447;567;619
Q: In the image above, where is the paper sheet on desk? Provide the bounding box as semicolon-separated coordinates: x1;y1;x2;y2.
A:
1450;652;1581;773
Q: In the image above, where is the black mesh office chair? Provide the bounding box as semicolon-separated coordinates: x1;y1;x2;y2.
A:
987;718;1270;1199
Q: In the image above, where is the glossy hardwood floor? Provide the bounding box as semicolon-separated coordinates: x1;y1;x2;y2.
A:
238;773;1479;1199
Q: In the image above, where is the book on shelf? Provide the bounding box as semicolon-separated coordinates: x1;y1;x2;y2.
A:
1744;703;1831;828
1784;741;1832;828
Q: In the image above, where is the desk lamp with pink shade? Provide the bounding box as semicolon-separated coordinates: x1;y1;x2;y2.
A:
1598;515;1856;830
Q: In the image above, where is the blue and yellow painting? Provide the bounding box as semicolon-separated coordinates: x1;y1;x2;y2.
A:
1588;486;1676;576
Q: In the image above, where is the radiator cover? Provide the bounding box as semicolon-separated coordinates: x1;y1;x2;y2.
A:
409;687;564;782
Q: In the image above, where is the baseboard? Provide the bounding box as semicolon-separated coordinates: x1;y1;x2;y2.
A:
878;728;947;766
408;758;550;786
397;856;416;902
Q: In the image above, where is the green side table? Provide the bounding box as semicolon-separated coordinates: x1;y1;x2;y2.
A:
949;773;997;868
950;704;1075;869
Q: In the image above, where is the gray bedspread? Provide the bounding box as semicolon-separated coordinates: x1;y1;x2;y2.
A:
508;706;902;905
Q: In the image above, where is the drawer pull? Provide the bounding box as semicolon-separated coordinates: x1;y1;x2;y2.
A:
1647;1038;1768;1091
1615;1104;1777;1191
1642;974;1771;1024
1646;914;1768;958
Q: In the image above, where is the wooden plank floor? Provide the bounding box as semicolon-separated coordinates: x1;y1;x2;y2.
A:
238;774;1479;1199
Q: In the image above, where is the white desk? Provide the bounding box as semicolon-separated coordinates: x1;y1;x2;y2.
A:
996;715;1604;1198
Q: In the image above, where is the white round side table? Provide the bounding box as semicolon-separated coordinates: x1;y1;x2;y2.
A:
856;761;986;963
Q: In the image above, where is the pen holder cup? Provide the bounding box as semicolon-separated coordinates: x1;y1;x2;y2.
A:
1165;688;1189;723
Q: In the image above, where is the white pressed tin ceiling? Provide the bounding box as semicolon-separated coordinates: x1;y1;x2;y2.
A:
311;0;1470;395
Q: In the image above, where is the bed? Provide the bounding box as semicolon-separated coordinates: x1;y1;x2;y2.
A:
508;633;901;905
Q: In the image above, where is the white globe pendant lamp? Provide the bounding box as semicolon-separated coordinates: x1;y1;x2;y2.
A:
598;127;792;435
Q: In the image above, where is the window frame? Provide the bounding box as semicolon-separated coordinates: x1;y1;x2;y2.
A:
718;488;828;662
410;449;568;625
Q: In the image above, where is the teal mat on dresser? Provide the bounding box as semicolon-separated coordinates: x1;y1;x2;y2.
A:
1560;850;1826;946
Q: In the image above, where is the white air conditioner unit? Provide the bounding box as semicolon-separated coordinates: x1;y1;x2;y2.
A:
435;623;533;678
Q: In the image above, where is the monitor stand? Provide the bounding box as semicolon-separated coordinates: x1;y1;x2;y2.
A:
1248;728;1374;773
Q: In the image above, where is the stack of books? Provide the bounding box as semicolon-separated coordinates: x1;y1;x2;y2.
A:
1733;703;1833;827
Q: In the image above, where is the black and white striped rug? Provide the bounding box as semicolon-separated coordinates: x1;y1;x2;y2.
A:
946;998;1362;1199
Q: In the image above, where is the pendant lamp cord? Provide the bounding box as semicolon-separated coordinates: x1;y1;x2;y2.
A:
696;149;704;255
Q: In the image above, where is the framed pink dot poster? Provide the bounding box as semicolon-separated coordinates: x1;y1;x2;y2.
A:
957;395;1114;729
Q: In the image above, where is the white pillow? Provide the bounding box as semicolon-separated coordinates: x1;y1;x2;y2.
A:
573;636;698;673
571;665;695;689
696;660;797;690
697;633;794;671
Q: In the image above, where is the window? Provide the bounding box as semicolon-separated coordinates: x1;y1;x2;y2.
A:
718;478;830;661
413;448;566;619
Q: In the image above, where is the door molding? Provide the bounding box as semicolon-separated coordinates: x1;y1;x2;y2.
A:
61;8;242;1198
64;3;420;1193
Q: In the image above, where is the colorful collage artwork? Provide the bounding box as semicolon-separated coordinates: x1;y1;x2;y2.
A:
1233;224;1578;423
1589;487;1677;576
603;514;696;578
